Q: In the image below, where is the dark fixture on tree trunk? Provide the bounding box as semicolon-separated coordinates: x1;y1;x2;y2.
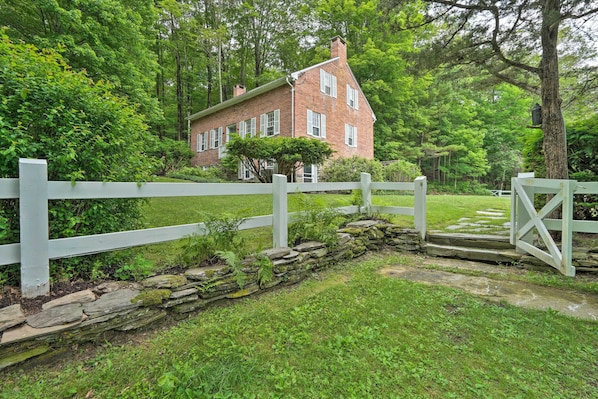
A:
531;103;542;126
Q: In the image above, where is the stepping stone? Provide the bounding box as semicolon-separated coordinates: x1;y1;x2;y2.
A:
477;211;505;216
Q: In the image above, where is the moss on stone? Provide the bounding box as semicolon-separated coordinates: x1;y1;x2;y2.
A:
134;289;172;307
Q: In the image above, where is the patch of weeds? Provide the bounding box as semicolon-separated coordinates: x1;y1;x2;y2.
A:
289;193;347;248
180;213;247;267
255;254;274;287
114;254;154;281
216;250;246;289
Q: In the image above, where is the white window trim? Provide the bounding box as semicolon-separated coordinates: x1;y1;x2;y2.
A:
307;109;326;138
260;110;280;137
320;69;337;98
345;124;357;147
347;84;359;109
196;132;208;152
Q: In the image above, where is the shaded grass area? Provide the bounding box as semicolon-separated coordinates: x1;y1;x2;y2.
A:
1;253;596;398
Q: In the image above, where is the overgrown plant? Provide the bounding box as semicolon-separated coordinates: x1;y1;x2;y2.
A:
180;213;246;267
255;254;274;287
215;250;246;289
289;194;346;248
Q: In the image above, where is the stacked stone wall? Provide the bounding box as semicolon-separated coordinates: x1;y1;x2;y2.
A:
0;221;421;370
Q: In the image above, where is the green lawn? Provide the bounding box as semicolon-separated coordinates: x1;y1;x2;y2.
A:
137;187;510;269
1;252;596;398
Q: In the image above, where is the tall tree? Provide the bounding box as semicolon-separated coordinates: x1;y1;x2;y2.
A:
413;0;598;180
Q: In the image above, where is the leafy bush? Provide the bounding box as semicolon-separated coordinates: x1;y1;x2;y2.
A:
0;34;154;282
428;181;490;195
288;194;346;247
321;156;383;182
383;160;422;182
167;166;226;183
147;137;194;176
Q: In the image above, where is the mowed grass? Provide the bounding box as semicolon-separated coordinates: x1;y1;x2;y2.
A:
1;253;596;398
138;177;510;268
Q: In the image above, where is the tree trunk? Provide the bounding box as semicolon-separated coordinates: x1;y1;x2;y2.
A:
540;0;568;181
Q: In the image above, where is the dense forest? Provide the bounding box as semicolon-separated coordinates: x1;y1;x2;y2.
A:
1;0;597;189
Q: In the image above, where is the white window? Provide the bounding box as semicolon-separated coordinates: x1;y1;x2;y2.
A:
196;132;208;152
347;85;359;109
345;124;357;147
307;109;326;138
238;162;254;180
239;117;256;138
260;110;280;137
303;164;318;183
320;69;337;98
210;127;223;149
226;124;236;143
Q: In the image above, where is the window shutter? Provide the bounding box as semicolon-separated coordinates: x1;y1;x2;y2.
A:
354;126;357;147
239;121;246;138
320;69;325;93
203;132;208;150
321;114;326;138
250;117;256;137
260;114;267;137
331;75;337;98
355;91;359;109
196;133;201;152
345;124;349;145
274;109;280;135
346;84;351;106
238;161;243;179
218;127;223;146
307;109;312;136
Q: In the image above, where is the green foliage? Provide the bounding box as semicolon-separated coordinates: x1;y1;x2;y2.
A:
147;137;194;176
288;194;346;247
215;250;246;289
180;213;246;267
0;34;154;282
166;166;226;183
225;136;334;182
255;254;274;287
321;156;384;182
383;160;422;182
428;181;490;195
114;255;155;281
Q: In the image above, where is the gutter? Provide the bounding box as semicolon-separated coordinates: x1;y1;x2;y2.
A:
286;75;295;137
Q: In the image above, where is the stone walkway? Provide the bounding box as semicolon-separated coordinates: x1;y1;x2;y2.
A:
443;208;510;235
380;256;598;321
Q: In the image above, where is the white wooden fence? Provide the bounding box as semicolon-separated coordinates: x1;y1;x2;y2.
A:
510;173;598;276
1;159;427;298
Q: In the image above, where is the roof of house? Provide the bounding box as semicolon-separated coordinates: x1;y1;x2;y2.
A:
188;53;376;123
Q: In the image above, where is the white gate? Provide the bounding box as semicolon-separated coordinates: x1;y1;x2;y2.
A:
510;174;598;276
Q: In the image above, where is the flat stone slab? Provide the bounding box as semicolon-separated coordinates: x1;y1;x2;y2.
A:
185;265;230;281
142;275;188;289
83;289;141;318
27;303;84;328
381;265;598;321
42;289;96;310
261;247;292;260
476;211;505;216
294;241;326;252
0;305;26;332
1;320;83;345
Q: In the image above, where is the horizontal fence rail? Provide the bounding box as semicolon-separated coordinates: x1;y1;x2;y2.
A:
1;159;427;298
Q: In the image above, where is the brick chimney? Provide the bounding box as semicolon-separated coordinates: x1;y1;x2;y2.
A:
330;36;347;64
233;84;246;97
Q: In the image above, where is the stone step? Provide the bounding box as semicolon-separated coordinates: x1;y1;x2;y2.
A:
425;243;522;264
427;233;514;250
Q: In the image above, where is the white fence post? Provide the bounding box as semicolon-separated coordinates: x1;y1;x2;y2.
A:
272;174;288;248
561;180;576;276
19;159;50;298
414;176;427;240
361;172;372;216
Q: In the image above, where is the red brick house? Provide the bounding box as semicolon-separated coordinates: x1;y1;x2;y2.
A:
188;36;376;182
